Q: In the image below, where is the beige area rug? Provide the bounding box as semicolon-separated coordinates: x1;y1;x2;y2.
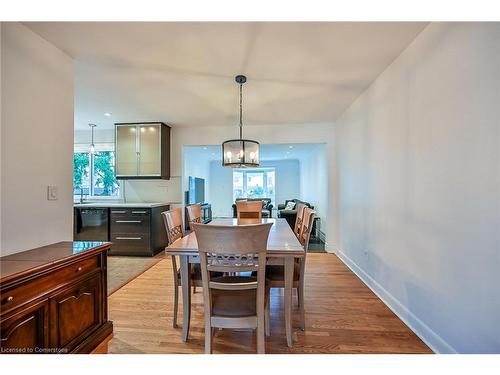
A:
107;253;165;295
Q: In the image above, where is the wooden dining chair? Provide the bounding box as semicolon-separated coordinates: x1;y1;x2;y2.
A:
192;222;272;354
236;200;263;219
265;207;315;333
293;203;306;239
186;203;202;230
162;208;203;328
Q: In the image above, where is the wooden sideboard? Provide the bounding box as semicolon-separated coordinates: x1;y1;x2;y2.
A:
0;241;113;354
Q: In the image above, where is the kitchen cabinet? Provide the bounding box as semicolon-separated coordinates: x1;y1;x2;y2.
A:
115;122;170;179
0;242;112;354
109;205;169;256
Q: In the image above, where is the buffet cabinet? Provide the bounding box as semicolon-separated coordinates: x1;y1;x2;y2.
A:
115;122;171;179
0;242;113;354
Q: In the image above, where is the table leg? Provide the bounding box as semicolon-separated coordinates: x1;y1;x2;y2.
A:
180;255;191;342
284;256;294;347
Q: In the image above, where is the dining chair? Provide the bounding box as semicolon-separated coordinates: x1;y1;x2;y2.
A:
293;203;306;239
236;200;263;219
162;208;203;328
192;222;272;354
265;207;315;333
186;203;202;230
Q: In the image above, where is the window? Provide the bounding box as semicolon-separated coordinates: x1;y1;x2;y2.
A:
232;168;275;205
73;144;120;199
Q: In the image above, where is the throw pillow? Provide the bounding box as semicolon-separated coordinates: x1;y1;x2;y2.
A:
285;201;296;210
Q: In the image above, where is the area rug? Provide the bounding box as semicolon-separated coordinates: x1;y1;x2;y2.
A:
107;254;164;295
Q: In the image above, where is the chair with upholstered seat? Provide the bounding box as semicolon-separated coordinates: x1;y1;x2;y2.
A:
265;207;315;333
186;203;202;230
162;208;204;328
192;222;272;354
236;200;263;219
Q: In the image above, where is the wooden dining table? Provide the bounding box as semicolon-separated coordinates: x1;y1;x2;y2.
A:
165;217;305;347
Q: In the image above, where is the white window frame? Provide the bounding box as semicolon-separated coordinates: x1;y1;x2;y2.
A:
232;167;276;206
73;143;123;201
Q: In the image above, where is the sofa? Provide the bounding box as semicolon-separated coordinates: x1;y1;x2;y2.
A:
278;199;314;229
232;198;273;218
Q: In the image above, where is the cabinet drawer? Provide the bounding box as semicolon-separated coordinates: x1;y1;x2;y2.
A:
110;216;150;234
109;234;151;255
110;208;150;218
1;256;99;314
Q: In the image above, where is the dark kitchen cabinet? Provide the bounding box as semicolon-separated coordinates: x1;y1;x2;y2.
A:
109;205;169;256
115;122;171;179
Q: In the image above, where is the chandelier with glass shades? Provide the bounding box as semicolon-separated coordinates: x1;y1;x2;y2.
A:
222;75;260;168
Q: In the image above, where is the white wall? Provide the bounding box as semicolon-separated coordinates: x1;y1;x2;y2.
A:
208;158;300;218
1;23;74;255
299;144;328;237
333;23;500;353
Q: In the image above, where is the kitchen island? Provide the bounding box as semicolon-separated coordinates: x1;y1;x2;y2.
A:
74;202;172;256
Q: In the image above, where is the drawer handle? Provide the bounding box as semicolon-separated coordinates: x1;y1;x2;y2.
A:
77;267;83;272
111;210;127;214
6;296;14;302
115;220;142;223
115;236;142;240
131;211;147;214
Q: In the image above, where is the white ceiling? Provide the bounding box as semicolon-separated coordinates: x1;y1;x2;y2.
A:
185;143;325;163
25;22;427;130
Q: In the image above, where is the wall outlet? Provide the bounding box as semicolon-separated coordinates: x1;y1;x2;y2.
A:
47;185;58;200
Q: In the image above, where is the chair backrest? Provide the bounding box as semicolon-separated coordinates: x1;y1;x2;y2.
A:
293;203;306;238
299;207;315;252
236;200;263;219
186;203;202;229
192;222;272;316
161;208;185;245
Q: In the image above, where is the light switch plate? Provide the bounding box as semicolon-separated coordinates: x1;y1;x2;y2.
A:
47;185;58;200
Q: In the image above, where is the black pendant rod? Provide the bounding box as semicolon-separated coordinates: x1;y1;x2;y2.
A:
235;74;246;140
239;80;243;139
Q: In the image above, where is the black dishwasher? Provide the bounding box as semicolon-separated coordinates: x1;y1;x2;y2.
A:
74;207;109;241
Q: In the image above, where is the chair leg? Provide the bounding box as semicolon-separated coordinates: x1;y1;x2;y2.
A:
265;291;271;337
205;322;213;354
257;320;265;354
298;285;305;331
193;285;197;294
173;284;179;328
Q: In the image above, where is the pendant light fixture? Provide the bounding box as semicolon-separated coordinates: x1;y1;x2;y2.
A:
89;123;97;153
222;75;260;168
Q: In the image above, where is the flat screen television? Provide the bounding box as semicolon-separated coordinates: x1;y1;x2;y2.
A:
188;176;205;204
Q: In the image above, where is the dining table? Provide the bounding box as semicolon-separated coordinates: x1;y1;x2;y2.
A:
165;217;305;347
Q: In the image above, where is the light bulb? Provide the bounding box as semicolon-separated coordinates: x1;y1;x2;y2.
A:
226;151;232;159
250;151;255;159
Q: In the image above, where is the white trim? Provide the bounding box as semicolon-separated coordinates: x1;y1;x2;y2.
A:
334;248;457;354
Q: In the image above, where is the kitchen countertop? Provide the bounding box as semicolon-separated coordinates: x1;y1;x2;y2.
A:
74;202;175;208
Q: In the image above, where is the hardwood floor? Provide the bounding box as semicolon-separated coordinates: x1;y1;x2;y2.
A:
93;253;432;354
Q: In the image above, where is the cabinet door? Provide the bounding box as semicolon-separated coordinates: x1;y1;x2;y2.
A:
49;275;102;352
116;125;138;176
138;124;161;176
0;300;48;353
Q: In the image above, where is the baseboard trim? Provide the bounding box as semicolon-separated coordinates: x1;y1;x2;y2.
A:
334;248;457;354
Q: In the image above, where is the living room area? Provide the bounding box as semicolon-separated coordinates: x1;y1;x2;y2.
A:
183;143;328;250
